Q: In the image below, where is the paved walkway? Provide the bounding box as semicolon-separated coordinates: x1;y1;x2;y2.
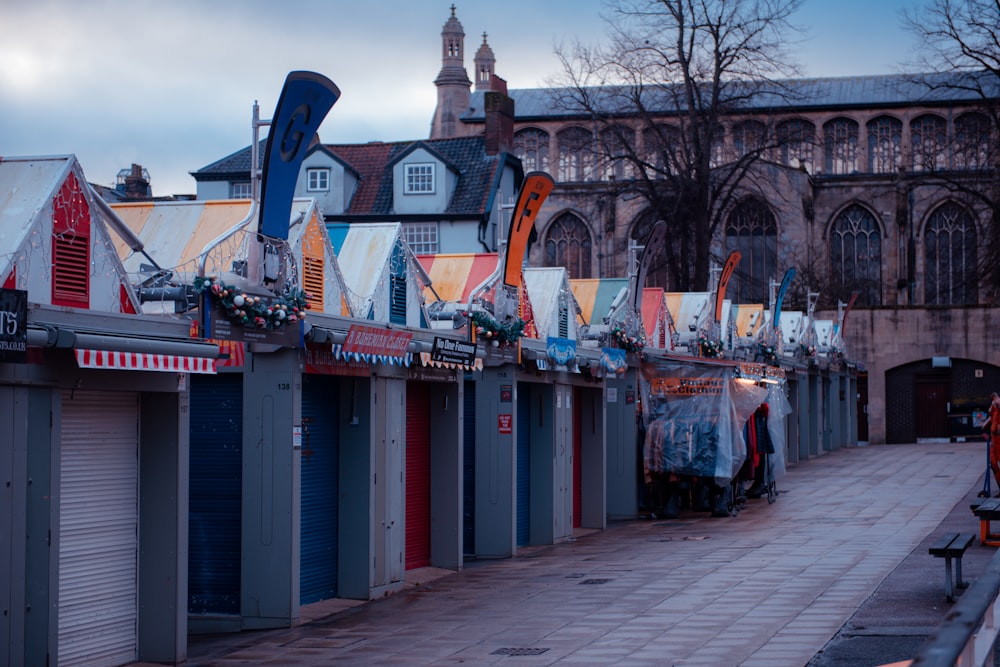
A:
182;442;986;667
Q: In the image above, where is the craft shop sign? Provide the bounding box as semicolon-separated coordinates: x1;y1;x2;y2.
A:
650;376;725;397
431;336;477;366
0;288;27;363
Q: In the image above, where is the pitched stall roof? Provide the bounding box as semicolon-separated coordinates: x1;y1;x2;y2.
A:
523;267;580;340
0;155;139;313
640;287;668;345
416;253;499;304
731;303;765;342
328;222;428;326
569;278;628;326
109;198;350;316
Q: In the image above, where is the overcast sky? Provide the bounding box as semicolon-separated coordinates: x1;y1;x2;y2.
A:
1;0;921;197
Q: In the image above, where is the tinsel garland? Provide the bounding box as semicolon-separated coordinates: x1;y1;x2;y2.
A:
697;335;723;358
194;276;310;330
610;325;644;354
471;311;525;347
757;343;777;363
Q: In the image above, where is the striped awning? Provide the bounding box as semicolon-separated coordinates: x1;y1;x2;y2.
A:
74;348;218;374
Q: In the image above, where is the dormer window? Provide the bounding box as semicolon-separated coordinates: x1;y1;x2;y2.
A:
307;168;330;192
405;163;435;194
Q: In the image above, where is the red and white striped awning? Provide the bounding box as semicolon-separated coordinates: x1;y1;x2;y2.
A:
74;348;217;374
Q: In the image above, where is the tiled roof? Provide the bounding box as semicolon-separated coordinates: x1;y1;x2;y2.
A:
192;136;503;217
462;72;998;122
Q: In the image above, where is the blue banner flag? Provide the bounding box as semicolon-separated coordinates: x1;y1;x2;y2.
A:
258;71;340;239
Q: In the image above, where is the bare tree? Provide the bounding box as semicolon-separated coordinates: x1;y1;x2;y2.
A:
903;0;1000;299
550;0;804;291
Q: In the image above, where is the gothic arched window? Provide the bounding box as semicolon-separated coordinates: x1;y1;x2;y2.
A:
732;120;767;159
544;213;593;279
556;126;594;182
823;118;859;175
725;198;777;303
642;124;681;175
867;116;903;174
830;205;882;305
925;202;978;305
776;118;815;172
514;128;550;174
954;112;991;171
911;114;947;172
599;125;636;180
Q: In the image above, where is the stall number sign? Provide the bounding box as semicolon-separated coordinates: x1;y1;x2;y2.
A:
498;414;513;434
0;289;27;363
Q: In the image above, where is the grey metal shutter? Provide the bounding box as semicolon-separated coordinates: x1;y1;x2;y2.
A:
58;390;139;667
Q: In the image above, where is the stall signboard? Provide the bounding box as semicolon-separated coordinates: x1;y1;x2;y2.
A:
0;288;27;363
342;324;412;361
431;336;477;366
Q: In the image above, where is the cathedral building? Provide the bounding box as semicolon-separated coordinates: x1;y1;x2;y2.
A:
430;7;1000;446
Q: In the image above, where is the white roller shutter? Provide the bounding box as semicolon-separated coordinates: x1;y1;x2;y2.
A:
58;390;139;667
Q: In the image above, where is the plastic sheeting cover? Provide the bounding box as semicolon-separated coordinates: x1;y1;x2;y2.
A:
641;359;768;483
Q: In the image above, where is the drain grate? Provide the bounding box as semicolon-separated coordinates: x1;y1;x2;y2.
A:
579;578;611;585
491;647;550;656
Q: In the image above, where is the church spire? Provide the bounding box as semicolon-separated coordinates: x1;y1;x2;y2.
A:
431;5;473;139
474;32;496;92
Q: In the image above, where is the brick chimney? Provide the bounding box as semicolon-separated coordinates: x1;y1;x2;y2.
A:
484;75;514;156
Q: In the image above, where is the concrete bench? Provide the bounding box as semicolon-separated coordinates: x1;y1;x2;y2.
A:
971;498;1000;546
928;532;974;602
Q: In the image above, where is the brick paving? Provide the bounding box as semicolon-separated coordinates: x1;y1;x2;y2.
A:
174;442;986;667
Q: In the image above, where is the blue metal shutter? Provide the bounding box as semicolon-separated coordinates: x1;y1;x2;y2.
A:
301;374;339;604
405;384;431;570
516;387;531;547
462;380;476;556
189;373;243;615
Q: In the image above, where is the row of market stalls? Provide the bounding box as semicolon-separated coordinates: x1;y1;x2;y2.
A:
0;151;859;667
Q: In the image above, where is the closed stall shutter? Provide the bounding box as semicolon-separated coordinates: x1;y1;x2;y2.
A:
462;380;476;556
58;390;139;667
517;388;531;548
189;373;243;615
405;384;431;570
301;374;339;604
573;387;582;529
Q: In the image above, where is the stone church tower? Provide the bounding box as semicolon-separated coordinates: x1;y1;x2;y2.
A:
473;32;495;92
429;6;472;139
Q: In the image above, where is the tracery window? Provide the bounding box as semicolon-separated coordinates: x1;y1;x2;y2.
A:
709;126;727;168
954;112;991;171
776;119;815;172
732;120;767;159
823;118;859;175
642;124;681;175
544;213;593;279
556;126;595;182
513;128;550;174
924;202;978;305
830;205;882;305
867;116;903;174
725;198;777;303
599;125;636;180
911;114;948;172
